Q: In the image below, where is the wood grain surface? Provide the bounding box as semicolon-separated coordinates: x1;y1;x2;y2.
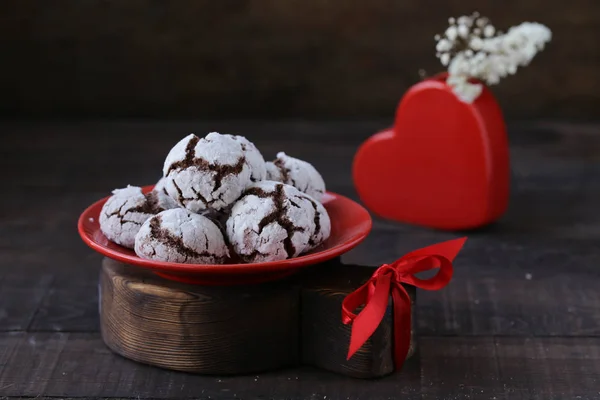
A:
100;258;300;375
301;262;416;378
1;120;600;399
1;1;599;119
98;257;414;378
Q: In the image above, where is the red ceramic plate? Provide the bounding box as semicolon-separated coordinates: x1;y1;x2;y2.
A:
78;185;372;285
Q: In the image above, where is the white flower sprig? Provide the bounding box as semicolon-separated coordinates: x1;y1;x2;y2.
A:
434;13;552;103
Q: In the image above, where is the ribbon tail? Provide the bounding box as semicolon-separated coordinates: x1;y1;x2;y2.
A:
401;237;467;262
346;274;391;360
391;284;413;368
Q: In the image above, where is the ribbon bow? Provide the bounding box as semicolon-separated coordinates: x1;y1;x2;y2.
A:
341;237;467;367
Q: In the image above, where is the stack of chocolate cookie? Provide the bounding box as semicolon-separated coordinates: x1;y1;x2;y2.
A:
99;132;331;264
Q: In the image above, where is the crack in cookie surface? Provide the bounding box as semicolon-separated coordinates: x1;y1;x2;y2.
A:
190;186;209;206
273;158;290;182
243;249;271;260
166;135;247;194
105;202;144;226
129;192;165;215
298;194;321;246
172;180;209;208
245;184;305;258
148;215;226;263
211;157;246;192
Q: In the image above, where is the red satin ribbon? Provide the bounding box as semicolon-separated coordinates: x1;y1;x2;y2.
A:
341;237;467;367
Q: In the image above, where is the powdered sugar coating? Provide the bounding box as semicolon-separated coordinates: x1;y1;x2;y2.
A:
265;161;283;181
162;132;252;212
99;185;173;249
153;177;179;209
230;135;267;182
154;176;169;194
157;175;230;223
299;193;331;249
134;208;229;264
226;181;316;262
265;152;326;201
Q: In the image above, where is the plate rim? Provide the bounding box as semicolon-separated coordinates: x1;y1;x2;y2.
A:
78;185;372;276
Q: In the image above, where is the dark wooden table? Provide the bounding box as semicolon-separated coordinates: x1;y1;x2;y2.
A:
1;120;599;400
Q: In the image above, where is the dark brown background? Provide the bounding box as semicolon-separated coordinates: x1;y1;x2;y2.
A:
1;0;598;119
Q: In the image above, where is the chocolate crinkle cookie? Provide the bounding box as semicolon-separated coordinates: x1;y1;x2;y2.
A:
99;185;175;249
135;208;229;264
300;192;331;250
162;132;265;213
157;175;227;224
153;177;179;209
265;152;326;201
230;134;267;182
226;181;329;263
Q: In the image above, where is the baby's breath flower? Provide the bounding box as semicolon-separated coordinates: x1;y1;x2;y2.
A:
436;39;453;52
447;75;483;103
457;24;470;38
457;15;472;27
434;12;552;103
440;53;450;66
446;26;458;41
483;25;495;37
470;37;484;50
